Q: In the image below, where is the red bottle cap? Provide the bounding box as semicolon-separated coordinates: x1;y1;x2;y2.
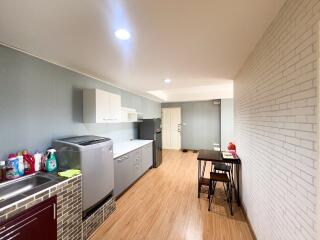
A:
8;153;16;159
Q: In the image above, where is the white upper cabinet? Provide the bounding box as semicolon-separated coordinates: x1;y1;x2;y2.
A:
83;89;121;123
108;92;121;121
121;107;138;122
95;89;109;122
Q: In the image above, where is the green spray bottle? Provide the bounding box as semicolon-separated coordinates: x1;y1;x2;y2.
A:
45;149;58;173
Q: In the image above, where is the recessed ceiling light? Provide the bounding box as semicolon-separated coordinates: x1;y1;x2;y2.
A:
164;78;172;84
114;29;131;40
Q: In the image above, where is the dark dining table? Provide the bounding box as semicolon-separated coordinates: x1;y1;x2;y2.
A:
197;150;241;206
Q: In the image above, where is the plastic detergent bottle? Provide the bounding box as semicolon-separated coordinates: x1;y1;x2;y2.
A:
34;152;42;172
45;149;58;173
6;154;19;179
22;150;35;175
16;152;24;176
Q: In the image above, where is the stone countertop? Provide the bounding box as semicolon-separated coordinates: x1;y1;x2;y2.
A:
113;139;153;158
0;172;80;211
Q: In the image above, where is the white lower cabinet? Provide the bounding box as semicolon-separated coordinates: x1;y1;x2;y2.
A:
131;148;142;181
114;154;133;197
114;143;153;197
141;143;153;174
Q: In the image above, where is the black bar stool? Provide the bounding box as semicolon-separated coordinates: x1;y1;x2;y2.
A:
208;172;233;215
213;162;233;186
214;163;231;173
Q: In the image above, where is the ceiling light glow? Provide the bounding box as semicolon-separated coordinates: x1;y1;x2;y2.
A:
115;29;131;40
164;78;172;84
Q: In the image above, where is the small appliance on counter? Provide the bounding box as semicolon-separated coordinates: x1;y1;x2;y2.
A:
53;135;114;218
138;118;162;167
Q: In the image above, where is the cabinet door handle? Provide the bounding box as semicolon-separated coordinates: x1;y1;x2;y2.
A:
103;118;117;121
53;203;57;220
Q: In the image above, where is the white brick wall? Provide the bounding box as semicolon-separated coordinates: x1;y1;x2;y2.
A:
234;0;319;239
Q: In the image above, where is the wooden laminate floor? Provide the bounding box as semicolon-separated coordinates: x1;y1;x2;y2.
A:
91;150;254;240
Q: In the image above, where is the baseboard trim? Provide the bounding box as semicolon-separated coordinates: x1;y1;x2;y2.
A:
181;148;199;152
241;203;257;240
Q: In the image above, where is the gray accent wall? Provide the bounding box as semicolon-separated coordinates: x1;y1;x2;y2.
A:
162;101;220;150
220;98;234;150
0;45;161;159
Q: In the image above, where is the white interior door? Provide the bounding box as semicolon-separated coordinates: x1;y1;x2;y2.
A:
162;108;181;150
162;108;171;149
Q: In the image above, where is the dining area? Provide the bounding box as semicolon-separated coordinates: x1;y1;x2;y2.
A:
197;148;241;216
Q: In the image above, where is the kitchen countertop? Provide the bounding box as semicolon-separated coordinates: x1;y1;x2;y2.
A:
0;172;79;211
113;139;153;158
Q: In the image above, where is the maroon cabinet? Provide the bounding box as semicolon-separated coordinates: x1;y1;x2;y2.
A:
0;196;57;240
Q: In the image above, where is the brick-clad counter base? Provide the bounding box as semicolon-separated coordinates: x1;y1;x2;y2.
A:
54;175;82;240
82;198;116;239
0;175;82;240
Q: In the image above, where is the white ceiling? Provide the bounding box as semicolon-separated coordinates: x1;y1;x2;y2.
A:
0;0;286;102
149;81;234;102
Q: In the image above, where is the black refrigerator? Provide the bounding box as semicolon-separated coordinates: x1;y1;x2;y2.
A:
138;118;162;167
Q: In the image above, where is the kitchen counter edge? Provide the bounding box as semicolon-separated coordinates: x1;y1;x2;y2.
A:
113;140;153;159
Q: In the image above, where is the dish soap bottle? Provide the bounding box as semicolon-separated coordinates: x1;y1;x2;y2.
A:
45;149;58;173
16;152;24;176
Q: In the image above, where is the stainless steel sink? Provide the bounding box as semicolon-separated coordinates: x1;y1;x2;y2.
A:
0;175;53;202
